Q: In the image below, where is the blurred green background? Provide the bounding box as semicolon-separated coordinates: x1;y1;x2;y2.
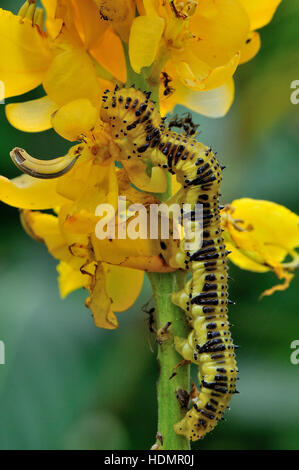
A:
0;0;299;450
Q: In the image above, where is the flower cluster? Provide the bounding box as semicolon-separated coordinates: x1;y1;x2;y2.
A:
1;0;282;132
1;0;297;329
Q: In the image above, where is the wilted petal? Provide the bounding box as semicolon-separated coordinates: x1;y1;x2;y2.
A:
57;260;90;298
86;263;118;329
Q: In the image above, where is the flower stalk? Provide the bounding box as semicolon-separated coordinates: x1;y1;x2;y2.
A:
122;46;191;449
148;271;191;450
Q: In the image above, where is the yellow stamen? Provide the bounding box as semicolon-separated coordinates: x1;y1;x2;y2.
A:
25;2;36;21
18;1;44;29
18;1;30;18
34;8;45;30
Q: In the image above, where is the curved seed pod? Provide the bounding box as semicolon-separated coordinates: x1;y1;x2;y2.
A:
10;147;79;179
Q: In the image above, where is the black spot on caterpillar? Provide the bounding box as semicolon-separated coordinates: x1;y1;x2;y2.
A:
100;86;238;441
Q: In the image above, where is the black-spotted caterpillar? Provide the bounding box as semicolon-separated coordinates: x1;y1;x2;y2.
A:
100;86;238;441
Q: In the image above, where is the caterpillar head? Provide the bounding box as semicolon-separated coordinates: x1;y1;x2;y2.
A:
100;87;162;161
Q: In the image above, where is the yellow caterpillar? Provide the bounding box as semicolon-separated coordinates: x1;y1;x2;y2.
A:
100;86;238;441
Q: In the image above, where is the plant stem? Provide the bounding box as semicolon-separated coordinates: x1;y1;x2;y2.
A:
148;271;190;451
123;43;190;449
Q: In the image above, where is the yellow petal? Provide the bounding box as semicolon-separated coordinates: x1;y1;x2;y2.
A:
224;199;299;273
129;16;165;73
5;96;58;132
174;51;240;91
0;174;68;210
111;1;136;43
57;260;90;298
62;210;99;235
43;0;82;44
225;241;269;273
41;0;63;38
59;161;119;220
238;0;282;30
231;198;299;256
90;27;127;82
86;263;118;329
136;0;146;15
161;78;234;117
71;0;108;49
52;99;98;141
91;231;160;263
143;0;160;16
0;9;51;97
122;160;167;193
171;174;182;197
91;231;174;272
104;264;144;312
43;45;100;105
240;31;261;64
56;151;94;201
190;0;249;67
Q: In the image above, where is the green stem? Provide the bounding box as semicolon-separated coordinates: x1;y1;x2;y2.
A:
148;271;190;451
122;43;190;449
122;42;160;104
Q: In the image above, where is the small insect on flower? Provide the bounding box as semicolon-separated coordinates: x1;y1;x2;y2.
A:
169;0;198;19
161;72;175;97
176;388;190;409
93;0;132;23
168;113;200;137
156;322;172;345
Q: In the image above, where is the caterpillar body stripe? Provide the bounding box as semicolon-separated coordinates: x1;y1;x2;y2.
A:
101;87;238;441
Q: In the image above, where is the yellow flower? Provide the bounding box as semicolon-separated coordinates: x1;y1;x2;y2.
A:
221;199;299;297
129;0;281;116
0;126;170;328
1;0;126;133
92;0;136;42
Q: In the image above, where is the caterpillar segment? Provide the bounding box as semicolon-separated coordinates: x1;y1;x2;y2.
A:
100;86;238;441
